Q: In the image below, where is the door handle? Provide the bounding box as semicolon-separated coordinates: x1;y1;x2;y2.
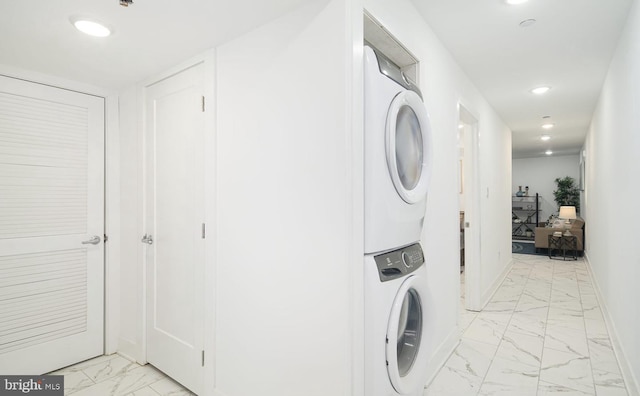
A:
82;235;101;245
141;234;154;245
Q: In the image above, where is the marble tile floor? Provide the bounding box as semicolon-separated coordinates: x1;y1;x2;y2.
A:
425;253;630;396
50;354;193;395
52;254;629;396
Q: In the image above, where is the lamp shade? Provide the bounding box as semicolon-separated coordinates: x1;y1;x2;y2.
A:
558;206;577;220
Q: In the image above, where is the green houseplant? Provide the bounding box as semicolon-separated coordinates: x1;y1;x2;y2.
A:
553;176;580;213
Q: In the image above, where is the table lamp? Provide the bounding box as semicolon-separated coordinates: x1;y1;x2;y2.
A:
558;206;576;236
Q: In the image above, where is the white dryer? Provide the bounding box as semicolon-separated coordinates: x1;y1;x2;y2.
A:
364;45;433;254
365;243;429;396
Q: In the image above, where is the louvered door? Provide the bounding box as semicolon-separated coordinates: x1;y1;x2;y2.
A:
0;75;104;374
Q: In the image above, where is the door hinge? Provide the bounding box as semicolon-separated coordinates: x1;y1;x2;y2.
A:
201;96;205;112
104;234;109;243
202;223;206;239
202;350;205;367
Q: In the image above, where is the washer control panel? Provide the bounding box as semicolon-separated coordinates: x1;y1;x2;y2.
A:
373;243;424;282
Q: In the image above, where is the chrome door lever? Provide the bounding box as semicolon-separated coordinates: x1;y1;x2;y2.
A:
82;235;101;245
141;234;154;245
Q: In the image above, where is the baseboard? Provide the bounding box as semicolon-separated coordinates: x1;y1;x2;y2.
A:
117;337;145;365
478;258;514;311
423;325;461;388
584;253;640;396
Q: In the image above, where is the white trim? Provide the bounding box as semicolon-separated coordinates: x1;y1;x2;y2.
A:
138;55;212;368
584;253;640;396
140;52;208;89
457;102;483;311
423;326;461;389
104;94;121;355
477;258;514;311
0;64;114;98
202;48;217;396
0;64;119;360
349;2;365;395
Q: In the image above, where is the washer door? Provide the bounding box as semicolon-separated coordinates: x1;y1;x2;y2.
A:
386;90;433;204
386;275;428;394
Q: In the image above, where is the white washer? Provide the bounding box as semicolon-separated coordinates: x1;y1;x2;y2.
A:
364;45;433;255
365;243;429;396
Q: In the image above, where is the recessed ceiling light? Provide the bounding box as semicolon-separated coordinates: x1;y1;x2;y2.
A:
541;135;551;141
519;19;537;28
531;86;551;95
542;123;555;129
545;150;553;155
72;18;111;37
506;0;528;4
458;123;464;130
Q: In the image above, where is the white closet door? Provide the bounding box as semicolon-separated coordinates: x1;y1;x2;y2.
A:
145;63;205;394
0;75;104;374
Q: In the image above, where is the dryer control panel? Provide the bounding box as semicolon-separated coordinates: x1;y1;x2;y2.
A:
373;243;424;282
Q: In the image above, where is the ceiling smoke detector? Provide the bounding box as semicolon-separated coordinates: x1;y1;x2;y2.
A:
120;0;133;6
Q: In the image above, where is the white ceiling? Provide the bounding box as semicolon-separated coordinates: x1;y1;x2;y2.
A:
1;0;634;159
0;0;308;90
411;0;634;158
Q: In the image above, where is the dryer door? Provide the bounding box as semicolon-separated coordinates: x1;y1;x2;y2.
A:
385;90;433;204
386;274;429;394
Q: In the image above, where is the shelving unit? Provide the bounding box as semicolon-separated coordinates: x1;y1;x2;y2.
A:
512;193;540;241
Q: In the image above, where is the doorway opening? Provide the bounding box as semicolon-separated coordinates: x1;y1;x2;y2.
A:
458;104;481;313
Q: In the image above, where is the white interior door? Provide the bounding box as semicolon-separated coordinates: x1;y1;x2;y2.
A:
145;63;205;394
0;75;104;374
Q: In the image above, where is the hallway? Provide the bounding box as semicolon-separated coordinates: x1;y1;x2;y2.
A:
425;254;629;396
53;253;631;396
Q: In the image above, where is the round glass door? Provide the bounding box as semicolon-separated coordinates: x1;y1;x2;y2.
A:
386;275;428;394
395;289;422;376
386;90;432;204
395;106;423;192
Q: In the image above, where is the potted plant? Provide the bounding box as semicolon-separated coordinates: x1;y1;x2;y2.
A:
553;176;580;213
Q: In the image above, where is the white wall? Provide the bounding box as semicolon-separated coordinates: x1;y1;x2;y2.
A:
585;0;640;392
512;154;580;222
214;1;359;395
365;0;513;380
116;87;145;362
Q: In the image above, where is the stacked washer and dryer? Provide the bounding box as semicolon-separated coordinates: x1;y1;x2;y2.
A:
363;45;433;396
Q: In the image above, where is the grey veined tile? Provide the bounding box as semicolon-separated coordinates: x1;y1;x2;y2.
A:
423;366;483;396
593;369;628;396
478;355;539;396
59;371;95;395
442;338;497;380
149;377;195;396
588;338;623;375
81;355;142;383
544;320;589;356
540;348;595;395
70;365;166;396
537;380;595;395
494;329;543;368
462;312;511;346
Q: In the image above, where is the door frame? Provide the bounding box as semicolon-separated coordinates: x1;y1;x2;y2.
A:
0;65;119;356
458;103;482;312
138;51;216;393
